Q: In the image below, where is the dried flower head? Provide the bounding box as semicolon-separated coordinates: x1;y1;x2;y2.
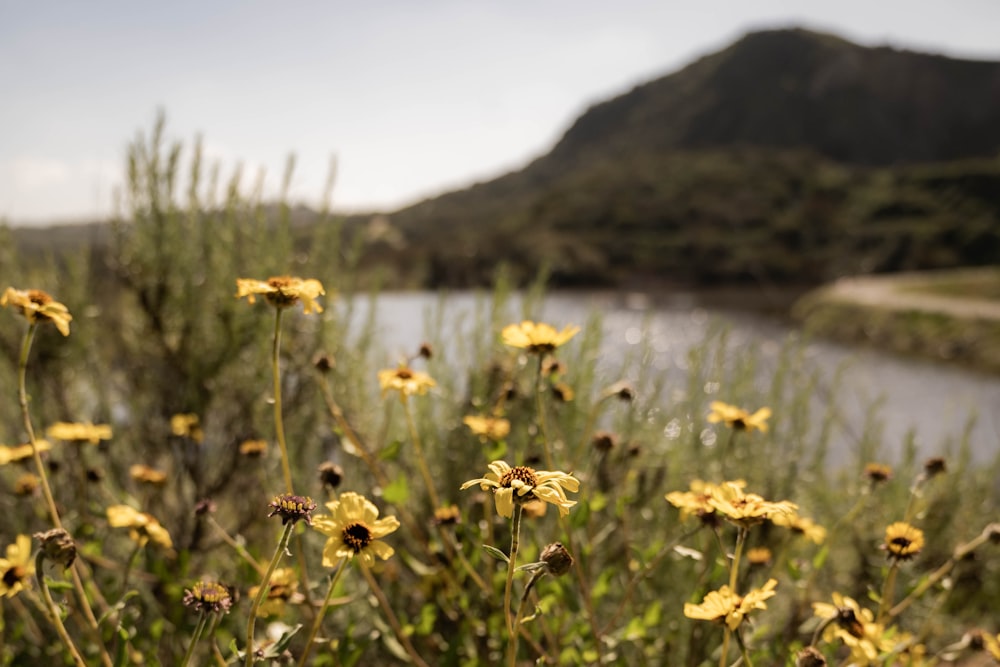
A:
0;439;51;465
129;464;168;485
378;365;436;401
312;492;400;567
46;422;112;444
603;380;636;402
540;542;574;576
501;320;580;354
417;342;434;359
183;581;233;615
194;498;217;516
313;352;335;373
463;415;511;442
170;413;204;443
795;647;828;667
882;522;925;561
923;457;947;478
541;355;566;377
591;430;619;453
551;382;574;402
684;579;778;630
33;528;77;569
707;401;771;433
107;505;174;549
863;462;893;483
1;287;73;336
267;495;317;526
239;439;268;458
460;460;580;518
0;535;35;598
317;461;344;490
235;276;326;314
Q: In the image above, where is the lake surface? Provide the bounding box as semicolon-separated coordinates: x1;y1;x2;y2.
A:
345;290;1000;466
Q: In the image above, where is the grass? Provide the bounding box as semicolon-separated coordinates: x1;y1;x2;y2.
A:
1;124;999;666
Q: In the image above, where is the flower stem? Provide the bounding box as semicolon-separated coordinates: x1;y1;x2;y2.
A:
35;551;87;667
876;561;900;623
534;355;554;470
206;516;266;576
730;527;748;591
271;308;294;494
734;627;753;667
719;627;731;667
504;504;524;640
179;611;209;667
245;521;295;666
297;557;348;667
359;565;431;667
509;569;545;667
403;398;441;508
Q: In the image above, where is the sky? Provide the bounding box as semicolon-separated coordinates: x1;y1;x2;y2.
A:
3;1;1000;227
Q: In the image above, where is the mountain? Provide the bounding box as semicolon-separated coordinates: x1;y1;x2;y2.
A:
375;28;1000;289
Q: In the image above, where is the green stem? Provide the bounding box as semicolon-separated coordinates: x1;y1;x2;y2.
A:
297;557;348;667
403;397;441;508
509;569;545;667
730;527;748;591
359;565;431;667
179;611;209;667
719;626;731;667
534;355;554;470
876;561;900;623
504;504;524;640
245;521;295;666
271;308;294;494
734;627;753;667
35;552;88;667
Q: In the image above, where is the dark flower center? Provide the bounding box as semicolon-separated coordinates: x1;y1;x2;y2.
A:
343;522;372;552
2;566;26;588
395;368;413;380
890;537;911;550
500;466;539;489
265;276;299;307
27;289;52;305
732;417;747;429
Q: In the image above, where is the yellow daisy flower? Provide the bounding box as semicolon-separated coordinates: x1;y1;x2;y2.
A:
46;421;112;445
247;567;301;617
707;401;771;433
129;464;168;485
882;522;925;561
707;481;798;528
665;479;737;524
462;415;511;442
812;593;894;665
863;462;893;483
107;505;173;549
684;578;778;630
1;287;72;336
501;320;580;354
239;439;268;457
0;440;51;465
771;512;827;544
377;365;436;401
170;413;204;443
460;460;580;518
0;535;35;598
235;276;326;314
312;492;400;568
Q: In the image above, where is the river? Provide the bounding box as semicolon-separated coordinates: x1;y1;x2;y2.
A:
343;290;1000;467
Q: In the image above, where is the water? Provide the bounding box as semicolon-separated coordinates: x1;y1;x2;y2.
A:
343;290;1000;466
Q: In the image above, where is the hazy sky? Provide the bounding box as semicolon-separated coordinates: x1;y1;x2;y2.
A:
3;1;1000;226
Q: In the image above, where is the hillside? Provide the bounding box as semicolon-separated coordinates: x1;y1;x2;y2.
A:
376;28;1000;288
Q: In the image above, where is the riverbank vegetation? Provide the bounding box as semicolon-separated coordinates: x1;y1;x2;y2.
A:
2;123;999;666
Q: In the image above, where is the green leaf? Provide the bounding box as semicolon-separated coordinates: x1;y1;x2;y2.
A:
482;544;510;563
382;475;410;505
378;439;404;462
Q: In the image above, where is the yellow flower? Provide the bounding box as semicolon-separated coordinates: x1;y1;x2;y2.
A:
980;631;1000;660
247;567;300;617
235;276;326;314
312;492;400;568
0;440;51;465
460;460;580;518
707;401;771;433
239;439;268;457
746;547;773;567
0;535;35;598
170;413;204;443
129;464;168;485
501;320;580;354
684;578;778;630
771;512;827;544
46;421;112;445
812;593;895;666
462;415;511;441
378;365;436;401
863;462;893;483
1;287;72;336
882;522;925;561
707;481;798;528
107;505;173;549
666;479;737;524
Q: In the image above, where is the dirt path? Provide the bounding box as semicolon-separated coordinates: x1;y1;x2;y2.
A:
822;270;1000;321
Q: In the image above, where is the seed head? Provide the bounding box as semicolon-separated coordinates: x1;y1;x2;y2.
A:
267;494;317;525
540;542;574;576
34;528;77;569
